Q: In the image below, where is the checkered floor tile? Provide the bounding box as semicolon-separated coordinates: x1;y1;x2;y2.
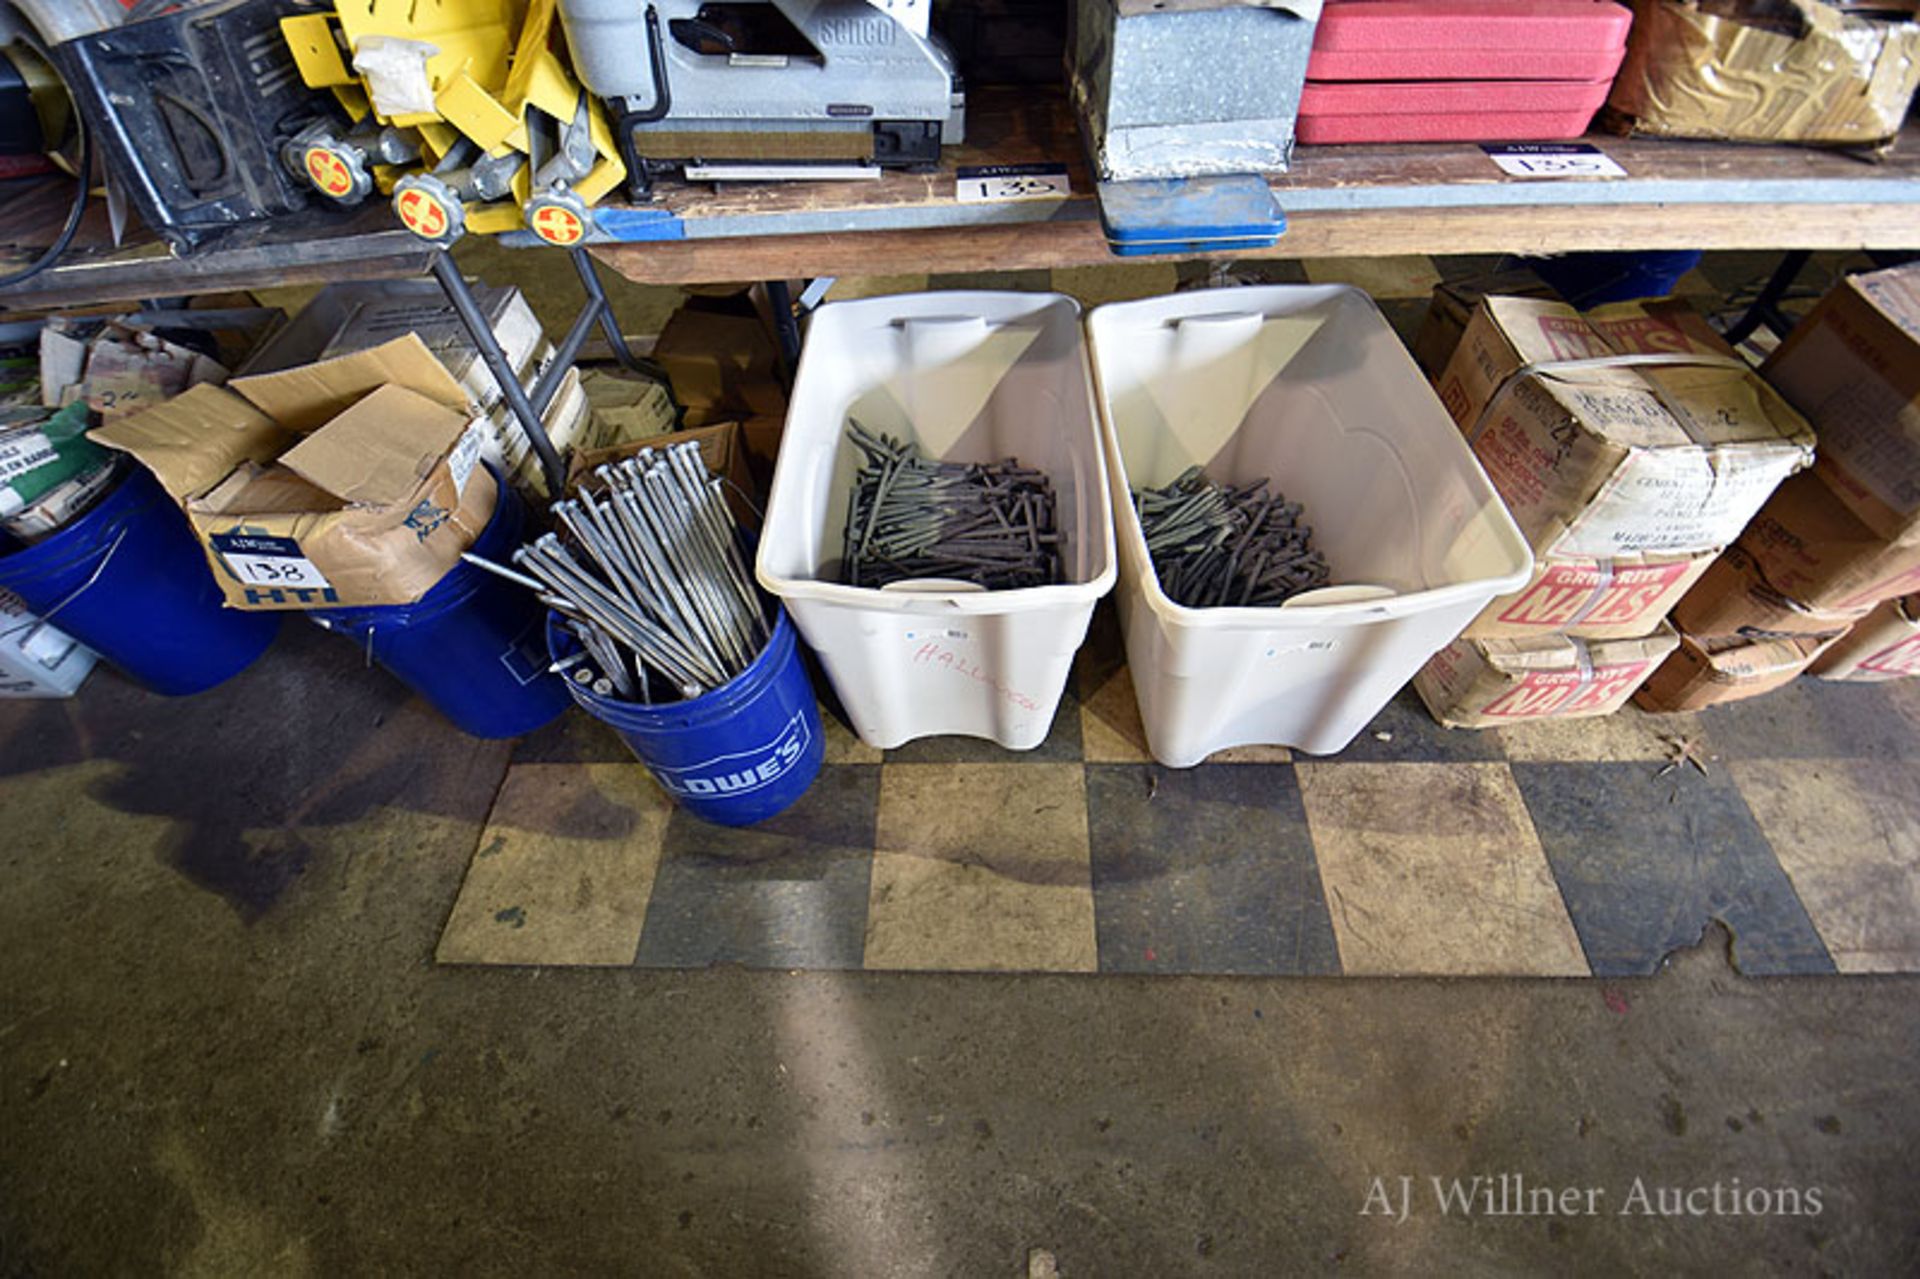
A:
439;604;1920;977
441;251;1911;977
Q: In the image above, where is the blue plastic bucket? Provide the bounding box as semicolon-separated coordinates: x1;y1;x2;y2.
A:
547;606;825;826
311;471;570;739
0;464;280;695
1520;250;1705;308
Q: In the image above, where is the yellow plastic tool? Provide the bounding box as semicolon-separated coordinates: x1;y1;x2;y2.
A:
281;0;622;243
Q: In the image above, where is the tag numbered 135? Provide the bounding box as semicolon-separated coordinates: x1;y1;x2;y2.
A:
955;165;1071;204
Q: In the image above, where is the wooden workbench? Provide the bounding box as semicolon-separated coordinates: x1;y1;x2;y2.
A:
2;86;1916;308
0;177;433;314
588;89;1920;285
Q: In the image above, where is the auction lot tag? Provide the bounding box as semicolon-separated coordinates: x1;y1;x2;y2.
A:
956;164;1071;203
1482;143;1628;180
210;532;334;591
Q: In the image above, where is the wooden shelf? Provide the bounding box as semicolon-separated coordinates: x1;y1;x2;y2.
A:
0;180;433;314
3;85;1917;308
590;87;1920;284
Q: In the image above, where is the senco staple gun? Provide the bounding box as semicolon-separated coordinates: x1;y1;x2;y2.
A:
556;0;964;193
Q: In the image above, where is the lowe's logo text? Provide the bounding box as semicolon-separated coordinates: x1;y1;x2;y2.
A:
652;712;812;798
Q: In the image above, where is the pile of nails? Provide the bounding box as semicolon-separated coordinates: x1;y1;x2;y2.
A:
842;419;1062;591
466;441;767;704
1135;465;1330;608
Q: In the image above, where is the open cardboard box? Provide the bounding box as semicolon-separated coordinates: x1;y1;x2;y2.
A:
91;335;497;611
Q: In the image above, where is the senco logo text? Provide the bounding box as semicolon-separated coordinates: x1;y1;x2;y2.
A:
652;712;812;798
815;16;894;45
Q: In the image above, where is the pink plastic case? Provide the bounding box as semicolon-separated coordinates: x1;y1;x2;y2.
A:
1307;0;1633;82
1296;78;1614;144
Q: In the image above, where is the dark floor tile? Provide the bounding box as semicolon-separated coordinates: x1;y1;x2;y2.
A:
510;705;635;764
1087;763;1339;975
634;765;879;970
0;621;511;920
1314;686;1507;764
884;685;1084;763
1513;762;1834;977
1693;678;1920;761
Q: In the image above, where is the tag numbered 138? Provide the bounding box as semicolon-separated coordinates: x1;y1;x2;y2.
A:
209;532;334;591
221;551;333;589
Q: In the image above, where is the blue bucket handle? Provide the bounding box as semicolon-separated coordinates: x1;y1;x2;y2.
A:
33;523;128;627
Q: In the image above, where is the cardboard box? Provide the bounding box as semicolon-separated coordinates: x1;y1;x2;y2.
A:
1670;542;1871;641
580;367;677;446
1763;264;1920;545
244;280;567;493
1634;630;1833;712
91;335;497;611
486;365;592;498
1411;269;1559;383
1463;549;1715;641
1809;594;1920;681
652;307;785;418
1416;624;1679;728
1734;470;1920;614
1605;0;1920;148
41;320;227;419
242;280;546;403
566;419;761;526
1436;296;1815;561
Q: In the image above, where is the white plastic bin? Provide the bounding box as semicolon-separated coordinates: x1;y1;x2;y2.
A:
1087;285;1533;763
758;292;1117;750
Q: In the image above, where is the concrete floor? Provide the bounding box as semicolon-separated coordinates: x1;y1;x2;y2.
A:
3;625;1919;1276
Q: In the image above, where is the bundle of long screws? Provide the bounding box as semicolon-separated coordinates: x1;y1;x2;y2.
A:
1135;466;1330;608
465;441;768;704
842;419;1062;590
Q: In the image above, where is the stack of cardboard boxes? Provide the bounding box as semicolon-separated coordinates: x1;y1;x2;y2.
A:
241;282;669;497
1810;595;1920;682
1413;293;1816;727
1651;264;1920;702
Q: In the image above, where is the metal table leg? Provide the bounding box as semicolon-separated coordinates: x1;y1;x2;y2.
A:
433;246;679;497
765;278;801;366
1721;250;1813;347
430;249;567;496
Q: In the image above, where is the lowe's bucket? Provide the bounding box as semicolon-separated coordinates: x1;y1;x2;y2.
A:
547;607;825;827
312;471;569;739
0;464;280;695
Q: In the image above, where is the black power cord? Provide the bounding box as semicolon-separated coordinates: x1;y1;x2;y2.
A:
0;54;88;290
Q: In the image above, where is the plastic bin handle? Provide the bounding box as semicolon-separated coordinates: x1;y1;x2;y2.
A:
894;316;991;373
1169;311;1265;363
